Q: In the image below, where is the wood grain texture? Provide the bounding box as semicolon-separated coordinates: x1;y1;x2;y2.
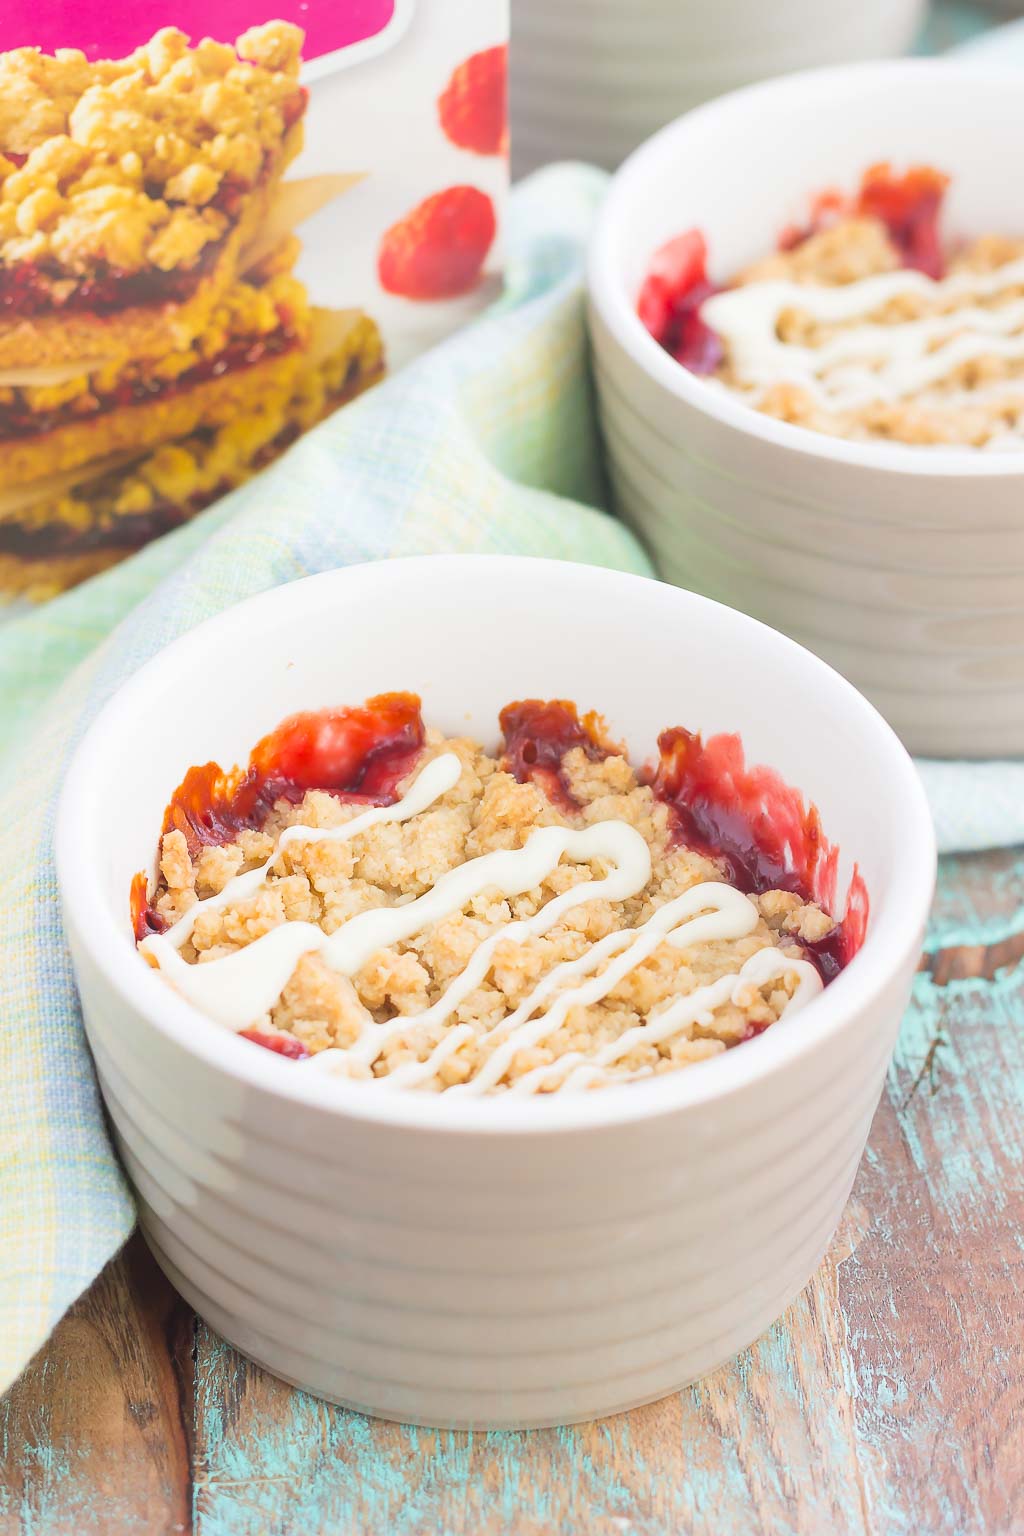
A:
2;849;1023;1536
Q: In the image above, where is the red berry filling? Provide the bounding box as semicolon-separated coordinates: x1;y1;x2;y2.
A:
501;702;868;980
777;162;949;279
499;699;614;814
637;229;723;374
855;162;949;280
160;692;426;861
238;1026;310;1061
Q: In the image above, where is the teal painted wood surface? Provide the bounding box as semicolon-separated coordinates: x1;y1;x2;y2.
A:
3;845;1022;1535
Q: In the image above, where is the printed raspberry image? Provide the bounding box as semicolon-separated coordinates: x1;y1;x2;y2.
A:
378;186;497;300
438;44;507;156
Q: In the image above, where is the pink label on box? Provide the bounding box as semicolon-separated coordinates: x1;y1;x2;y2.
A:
0;0;395;60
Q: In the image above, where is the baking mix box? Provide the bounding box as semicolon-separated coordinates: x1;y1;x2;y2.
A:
0;0;508;601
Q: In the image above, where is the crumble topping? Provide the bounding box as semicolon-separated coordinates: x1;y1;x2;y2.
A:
136;706;849;1095
719;223;1024;448
0;23;303;278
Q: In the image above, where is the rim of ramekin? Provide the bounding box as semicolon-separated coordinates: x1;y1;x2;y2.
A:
588;57;1024;481
56;557;936;1136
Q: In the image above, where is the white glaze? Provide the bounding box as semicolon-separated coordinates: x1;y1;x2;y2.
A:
508;947;822;1095
308;880;816;1096
143;752;654;1033
702;255;1024;415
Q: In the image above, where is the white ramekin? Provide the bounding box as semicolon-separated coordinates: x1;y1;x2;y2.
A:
511;0;923;177
587;61;1024;759
56;556;935;1428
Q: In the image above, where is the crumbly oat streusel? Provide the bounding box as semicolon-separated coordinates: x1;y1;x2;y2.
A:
0;23;303;279
141;727;836;1095
716;223;1024;448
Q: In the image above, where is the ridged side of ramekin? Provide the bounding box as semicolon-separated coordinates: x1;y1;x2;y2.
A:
511;0;923;176
73;930;918;1429
589;315;1024;758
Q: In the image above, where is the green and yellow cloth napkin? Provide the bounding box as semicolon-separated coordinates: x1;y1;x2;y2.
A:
1;165;1020;1393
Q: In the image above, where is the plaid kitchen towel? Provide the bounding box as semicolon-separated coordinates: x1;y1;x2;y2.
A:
0;162;1021;1392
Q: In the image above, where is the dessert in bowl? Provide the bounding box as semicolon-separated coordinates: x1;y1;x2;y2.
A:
587;62;1024;757
57;555;934;1427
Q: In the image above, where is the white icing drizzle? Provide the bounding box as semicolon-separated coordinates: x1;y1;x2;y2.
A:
446;881;759;1097
142;748;827;1095
701;255;1024;419
508;946;822;1095
142;751;654;1032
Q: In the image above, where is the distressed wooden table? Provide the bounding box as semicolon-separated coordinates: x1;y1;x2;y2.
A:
2;847;1022;1535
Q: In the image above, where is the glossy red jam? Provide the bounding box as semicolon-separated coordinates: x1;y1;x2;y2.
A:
0;240;224;317
162;692;426;860
499;699;612;813
131;693;426;942
636;229;723;374
855;162;948;280
501;702;868;980
646;727;867;975
130;869;168;942
237;1026;310;1060
778;162;948;280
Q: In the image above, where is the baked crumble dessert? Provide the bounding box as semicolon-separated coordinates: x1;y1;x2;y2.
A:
132;694;868;1096
639;163;1024;448
0;305;383;600
0;22;306;368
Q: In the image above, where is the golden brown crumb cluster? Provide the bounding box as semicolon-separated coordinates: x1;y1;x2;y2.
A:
0;22;303;276
147;733;834;1094
718;219;1024;447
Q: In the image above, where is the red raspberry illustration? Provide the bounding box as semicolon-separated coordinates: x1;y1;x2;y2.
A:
378;186;496;300
438;44;507;156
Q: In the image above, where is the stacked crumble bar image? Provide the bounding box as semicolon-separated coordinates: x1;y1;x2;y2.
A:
0;22;384;599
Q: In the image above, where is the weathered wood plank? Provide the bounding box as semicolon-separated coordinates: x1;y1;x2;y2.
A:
187;1204;867;1536
0;1237;194;1536
928;849;1024;952
845;961;1024;1535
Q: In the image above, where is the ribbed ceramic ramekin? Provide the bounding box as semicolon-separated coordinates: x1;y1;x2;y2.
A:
511;0;923;176
588;61;1024;758
57;556;935;1428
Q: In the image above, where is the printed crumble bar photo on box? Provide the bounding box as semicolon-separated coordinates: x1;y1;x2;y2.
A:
0;0;508;603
